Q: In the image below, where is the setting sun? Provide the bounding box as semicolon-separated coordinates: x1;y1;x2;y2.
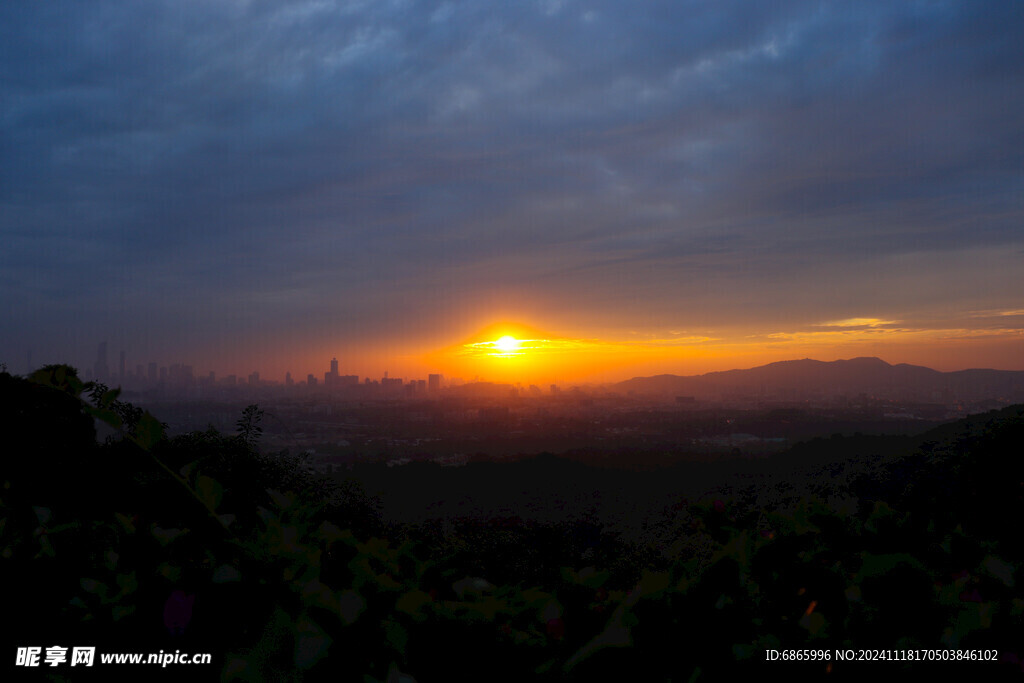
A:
494;336;520;353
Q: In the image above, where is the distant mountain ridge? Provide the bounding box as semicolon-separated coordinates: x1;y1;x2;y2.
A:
613;357;1024;402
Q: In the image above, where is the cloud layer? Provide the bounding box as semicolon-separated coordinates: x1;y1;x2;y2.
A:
2;1;1022;377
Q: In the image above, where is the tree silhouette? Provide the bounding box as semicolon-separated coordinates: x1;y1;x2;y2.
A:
235;403;264;447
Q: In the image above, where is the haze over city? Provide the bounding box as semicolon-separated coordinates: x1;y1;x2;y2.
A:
2;1;1022;383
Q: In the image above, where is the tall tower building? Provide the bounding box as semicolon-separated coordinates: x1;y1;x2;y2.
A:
327;357;339;388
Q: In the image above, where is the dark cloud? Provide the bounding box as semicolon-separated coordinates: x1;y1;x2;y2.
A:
1;0;1021;373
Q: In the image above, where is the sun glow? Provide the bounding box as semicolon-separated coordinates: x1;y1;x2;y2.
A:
470;334;535;358
429;321;710;382
494;336;520;353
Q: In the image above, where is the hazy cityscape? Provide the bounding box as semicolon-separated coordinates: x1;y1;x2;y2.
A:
44;340;1019;483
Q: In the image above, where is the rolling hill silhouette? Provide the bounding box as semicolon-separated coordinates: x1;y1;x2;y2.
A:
614;357;1024;402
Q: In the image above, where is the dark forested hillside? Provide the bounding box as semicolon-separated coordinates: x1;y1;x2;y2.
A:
2;367;1023;680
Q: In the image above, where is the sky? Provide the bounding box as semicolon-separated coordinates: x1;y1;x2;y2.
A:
2;0;1022;384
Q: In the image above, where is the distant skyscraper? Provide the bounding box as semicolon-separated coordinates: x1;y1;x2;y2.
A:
428;374;442;392
148;362;158;383
326;357;339;387
285;371;293;386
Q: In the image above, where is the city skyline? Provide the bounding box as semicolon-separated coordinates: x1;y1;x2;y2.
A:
32;337;1024;395
2;2;1022;383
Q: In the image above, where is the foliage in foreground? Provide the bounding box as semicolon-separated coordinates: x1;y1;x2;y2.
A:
1;366;1023;681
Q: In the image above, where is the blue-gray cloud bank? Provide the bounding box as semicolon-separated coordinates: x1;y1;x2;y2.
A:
2;0;1022;374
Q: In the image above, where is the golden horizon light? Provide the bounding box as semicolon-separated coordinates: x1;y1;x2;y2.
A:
406;316;1024;385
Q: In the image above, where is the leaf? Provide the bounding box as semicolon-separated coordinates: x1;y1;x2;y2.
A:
981;555;1016;588
114;512;136;535
858;553;925;580
386;663;417;683
112;605;134;621
115;572;137;595
86;406;122;430
732;643;756;660
222;657;250;680
212;564;242;583
452;576;494;599
104;551;119;571
196;476;223;512
294;613;332;670
540;599;562;622
257;506;277;526
395;591;432;621
374;572;403;591
267;489;294;511
33;506;52;525
317;521;352;542
563;612;632;671
578;566;610;589
799;611;827;637
151;526;187;546
950;603;996;642
157;563;182;582
338;589;365;625
720;530;752;568
383;620;408;655
521;588;552;607
638;570;671;597
299;578;335;609
134;413;164;450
